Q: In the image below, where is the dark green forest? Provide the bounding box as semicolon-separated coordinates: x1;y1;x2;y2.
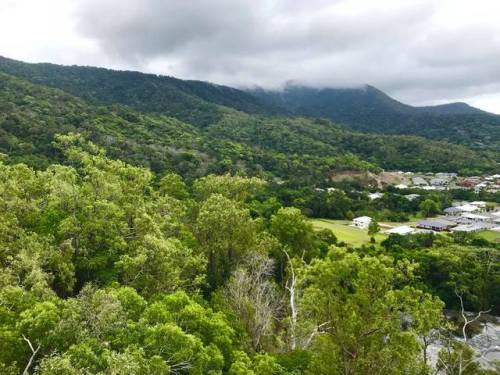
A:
250;85;500;154
0;58;499;374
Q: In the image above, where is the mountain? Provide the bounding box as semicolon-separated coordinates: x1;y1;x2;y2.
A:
0;56;280;127
417;102;486;115
248;84;500;153
1;71;495;183
2;56;498;156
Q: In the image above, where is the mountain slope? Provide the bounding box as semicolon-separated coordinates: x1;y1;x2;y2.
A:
0;73;496;181
2;56;498;156
0;56;280;127
249;84;500;152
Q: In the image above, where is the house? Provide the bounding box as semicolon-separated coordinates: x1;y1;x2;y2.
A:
457;204;480;213
436;173;457;178
474;182;488;192
461;213;490;222
460;178;480;187
404;194;420;201
416;219;456;232
450;224;484;233
412;177;428;186
470;201;487;208
444;207;463;216
368;192;383;200
384;225;414;235
430;178;448;186
394;184;408;189
351;216;372;229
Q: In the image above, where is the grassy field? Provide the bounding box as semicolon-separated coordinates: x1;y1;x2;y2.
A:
476;230;500;243
310;219;387;247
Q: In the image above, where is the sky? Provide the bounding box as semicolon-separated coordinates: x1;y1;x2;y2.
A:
1;0;500;113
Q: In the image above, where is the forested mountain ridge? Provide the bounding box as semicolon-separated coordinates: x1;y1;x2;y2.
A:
249;84;500;152
0;72;496;181
3;55;499;157
0;55;281;127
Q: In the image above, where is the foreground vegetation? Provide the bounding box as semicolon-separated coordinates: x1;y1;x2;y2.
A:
0;136;498;374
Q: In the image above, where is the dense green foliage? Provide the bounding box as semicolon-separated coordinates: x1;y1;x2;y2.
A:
0;138;498;374
0;72;496;183
0;56;280;127
0;57;499;374
250;85;500;155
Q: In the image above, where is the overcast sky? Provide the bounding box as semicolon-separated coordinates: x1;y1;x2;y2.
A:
1;0;500;113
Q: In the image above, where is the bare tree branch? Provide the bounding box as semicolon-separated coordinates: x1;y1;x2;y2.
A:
22;335;40;375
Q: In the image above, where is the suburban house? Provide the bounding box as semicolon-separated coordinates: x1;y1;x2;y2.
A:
470;201;487;208
460;178;480;187
444;206;464;216
461;213;490;222
430;178;448;186
412;177;428;186
384;225;414;235
450;224;484;233
395;184;408;189
351;216;372;229
416;219;456;232
404;194;420;201
368;192;384;200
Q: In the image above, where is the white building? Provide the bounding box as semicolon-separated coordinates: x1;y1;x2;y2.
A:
368;192;383;200
384;225;414;235
351;216;372;229
470;201;487;208
461;213;490;222
404;194;420;201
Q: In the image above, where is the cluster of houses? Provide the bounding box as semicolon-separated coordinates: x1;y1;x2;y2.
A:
414;201;500;233
392;172;500;193
350;200;500;235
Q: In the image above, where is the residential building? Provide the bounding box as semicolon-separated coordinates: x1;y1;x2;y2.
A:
416;219;456;232
351;216;372;229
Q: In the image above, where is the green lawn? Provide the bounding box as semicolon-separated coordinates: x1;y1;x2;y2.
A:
476;230;500;243
310;218;386;247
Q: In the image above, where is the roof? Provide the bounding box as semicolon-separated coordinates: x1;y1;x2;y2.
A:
451;224;484;232
412;177;428;185
353;216;372;223
470;201;487;206
444;207;463;213
385;225;414;235
417;219;455;229
461;213;490;220
368;192;383;200
457;204;479;212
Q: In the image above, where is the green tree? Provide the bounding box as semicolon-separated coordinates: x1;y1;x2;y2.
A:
303;248;443;374
196;194;257;291
419;199;441;217
368;219;380;236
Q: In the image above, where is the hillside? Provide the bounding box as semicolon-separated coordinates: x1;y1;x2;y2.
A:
2;56;499;157
249;84;500;152
0;56;280;127
0;72;496;183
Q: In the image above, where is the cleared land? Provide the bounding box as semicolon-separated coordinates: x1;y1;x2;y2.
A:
476;230;500;243
310;218;386;246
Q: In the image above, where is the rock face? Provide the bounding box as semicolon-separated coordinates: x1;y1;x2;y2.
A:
469;320;500;367
427;314;500;371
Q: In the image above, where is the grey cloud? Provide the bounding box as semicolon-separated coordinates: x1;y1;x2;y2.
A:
73;0;500;105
